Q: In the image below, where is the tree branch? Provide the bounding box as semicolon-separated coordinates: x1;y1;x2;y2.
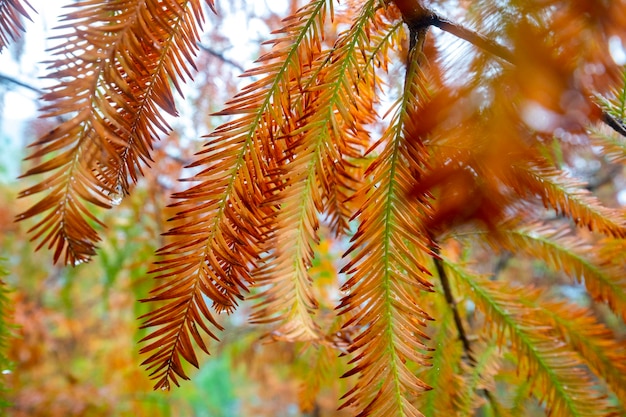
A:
431;246;475;364
197;43;246;73
0;73;41;94
601;111;626;138
429;15;517;65
402;9;626;139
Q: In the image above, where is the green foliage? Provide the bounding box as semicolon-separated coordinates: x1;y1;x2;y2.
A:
0;258;13;410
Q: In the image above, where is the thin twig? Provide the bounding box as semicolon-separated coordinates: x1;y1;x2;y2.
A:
197;43;246;73
432;244;503;416
399;2;488;398
0;72;41;94
492;251;512;279
431;246;476;363
404;14;481;370
601;111;626;138
430;15;517;65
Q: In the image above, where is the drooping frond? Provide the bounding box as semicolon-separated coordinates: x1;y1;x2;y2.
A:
416;307;463;417
250;139;324;340
250;0;384;342
139;0;334;390
444;260;614;417
308;1;398;236
17;0;213;265
336;42;435;417
310;6;405;238
0;0;33;51
525;297;626;408
507;161;626;237
297;341;337;412
453;343;502;417
296;317;352;413
482;223;626;321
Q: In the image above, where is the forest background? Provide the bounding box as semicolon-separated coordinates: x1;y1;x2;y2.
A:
0;0;625;416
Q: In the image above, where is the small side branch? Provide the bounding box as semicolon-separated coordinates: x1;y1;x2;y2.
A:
429;16;516;65
197;43;246;73
601;111;626;138
0;73;41;94
431;247;475;363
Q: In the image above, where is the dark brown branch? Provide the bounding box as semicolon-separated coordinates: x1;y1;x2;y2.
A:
429;15;517;65
426;13;626;139
0;72;41;94
399;4;506;406
431;247;476;364
492;251;512;279
601;111;626;138
197;43;246;73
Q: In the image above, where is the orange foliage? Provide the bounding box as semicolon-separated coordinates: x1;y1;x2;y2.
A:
5;0;626;416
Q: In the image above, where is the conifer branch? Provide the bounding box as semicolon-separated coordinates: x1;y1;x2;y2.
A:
601;111;626;138
446;260;612;416
0;72;40;93
396;0;626;140
432;248;474;363
428;15;516;65
432;244;501;411
197;43;246;73
0;0;34;52
430;11;625;140
402;8;504;410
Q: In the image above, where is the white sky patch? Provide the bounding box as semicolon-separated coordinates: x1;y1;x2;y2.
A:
0;1;65;118
609;36;626;65
0;1;66;180
521;100;559;132
219;11;268;68
618;189;626;206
